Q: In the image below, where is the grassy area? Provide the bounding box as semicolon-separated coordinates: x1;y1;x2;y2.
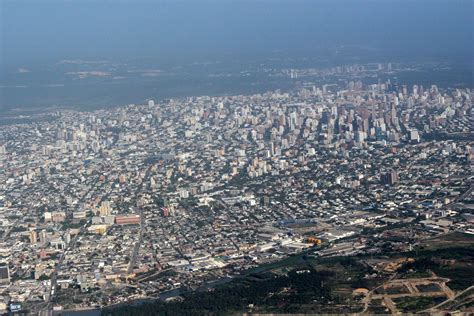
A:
367;299;389;314
416;283;441;293
385;285;410;295
400;270;432;279
241;252;309;276
394;296;446;312
421;232;474;250
433;266;474;291
396;246;474;292
367;305;390;314
435;287;474;311
106;244;474;315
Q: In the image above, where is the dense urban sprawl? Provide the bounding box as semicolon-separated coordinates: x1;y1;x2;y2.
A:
0;70;473;313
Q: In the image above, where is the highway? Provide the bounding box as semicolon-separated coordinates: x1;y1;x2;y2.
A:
40;220;89;314
127;206;145;275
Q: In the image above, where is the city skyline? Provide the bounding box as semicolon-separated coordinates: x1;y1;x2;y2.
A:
0;0;473;315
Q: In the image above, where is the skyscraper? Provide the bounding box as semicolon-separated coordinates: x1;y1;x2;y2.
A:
0;266;10;285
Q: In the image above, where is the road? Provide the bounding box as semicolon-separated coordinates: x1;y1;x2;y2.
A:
362;275;457;314
127;206;145;275
1;218;20;242
427;285;474;312
40;220;89;314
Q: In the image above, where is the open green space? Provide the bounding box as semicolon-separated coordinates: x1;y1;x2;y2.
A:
104;242;474;315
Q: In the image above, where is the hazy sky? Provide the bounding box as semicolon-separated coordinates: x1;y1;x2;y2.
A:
1;0;473;66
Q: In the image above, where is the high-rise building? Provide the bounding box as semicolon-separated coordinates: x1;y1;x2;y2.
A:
410;129;420;142
179;189;189;199
39;230;47;243
0;265;10;285
98;201;111;216
381;171;399;186
29;230;37;244
289;112;298;131
119;174;126;184
161;207;170;217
